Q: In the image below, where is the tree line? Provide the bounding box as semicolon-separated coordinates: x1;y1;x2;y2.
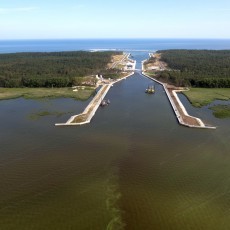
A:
0;51;122;88
156;49;230;87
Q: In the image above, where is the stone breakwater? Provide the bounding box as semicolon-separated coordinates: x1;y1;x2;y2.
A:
141;72;216;129
55;72;134;126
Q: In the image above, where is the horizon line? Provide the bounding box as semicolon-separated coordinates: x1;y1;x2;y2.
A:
1;37;230;41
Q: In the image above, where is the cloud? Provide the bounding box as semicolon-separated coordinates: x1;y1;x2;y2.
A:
0;7;39;14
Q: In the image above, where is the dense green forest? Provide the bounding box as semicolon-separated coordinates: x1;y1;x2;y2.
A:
0;51;122;88
156;50;230;87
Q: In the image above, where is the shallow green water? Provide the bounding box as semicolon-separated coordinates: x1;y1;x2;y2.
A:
1;53;230;229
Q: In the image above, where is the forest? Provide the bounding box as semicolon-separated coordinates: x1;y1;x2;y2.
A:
156;50;230;87
0;51;122;88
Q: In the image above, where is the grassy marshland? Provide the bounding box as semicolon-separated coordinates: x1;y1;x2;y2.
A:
28;110;74;120
0;87;95;101
209;105;230;118
183;88;230;107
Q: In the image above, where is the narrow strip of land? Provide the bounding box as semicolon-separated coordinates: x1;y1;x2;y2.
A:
141;72;216;129
142;53;217;129
55;52;136;126
55;72;134;126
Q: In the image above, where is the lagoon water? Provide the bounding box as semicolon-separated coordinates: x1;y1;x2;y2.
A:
1;40;230;229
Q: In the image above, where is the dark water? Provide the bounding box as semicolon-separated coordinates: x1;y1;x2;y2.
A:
1;49;230;229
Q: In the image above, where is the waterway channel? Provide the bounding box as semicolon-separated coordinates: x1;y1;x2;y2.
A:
1;52;230;229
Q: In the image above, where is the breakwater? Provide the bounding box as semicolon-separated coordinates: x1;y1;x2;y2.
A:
141;72;216;129
55;72;134;126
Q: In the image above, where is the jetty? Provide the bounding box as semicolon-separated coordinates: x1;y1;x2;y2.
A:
55;72;134;126
141;72;216;129
141;53;216;129
56;51;136;127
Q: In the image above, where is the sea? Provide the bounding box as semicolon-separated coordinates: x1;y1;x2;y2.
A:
1;38;230;53
1;39;230;230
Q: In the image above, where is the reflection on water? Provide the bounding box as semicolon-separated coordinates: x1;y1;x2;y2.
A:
1;52;230;229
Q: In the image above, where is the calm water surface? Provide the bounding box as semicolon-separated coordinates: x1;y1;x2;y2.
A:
1;38;230;53
1;52;230;229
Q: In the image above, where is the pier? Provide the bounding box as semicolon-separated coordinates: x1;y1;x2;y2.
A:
142;53;216;129
141;72;216;129
55;72;134;126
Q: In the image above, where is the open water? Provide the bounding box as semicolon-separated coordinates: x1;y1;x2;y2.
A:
1;38;230;53
1;40;230;229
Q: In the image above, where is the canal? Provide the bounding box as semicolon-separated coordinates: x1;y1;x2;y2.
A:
1;52;230;229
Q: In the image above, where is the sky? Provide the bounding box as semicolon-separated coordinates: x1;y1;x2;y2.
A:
0;0;230;39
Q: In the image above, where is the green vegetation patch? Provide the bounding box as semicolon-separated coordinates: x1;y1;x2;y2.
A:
0;87;95;100
29;110;73;120
209;105;230;118
145;72;156;77
183;88;230;107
